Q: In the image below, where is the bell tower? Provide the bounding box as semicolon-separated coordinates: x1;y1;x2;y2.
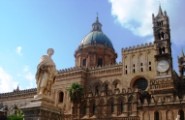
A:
153;6;173;75
151;6;174;93
178;50;185;78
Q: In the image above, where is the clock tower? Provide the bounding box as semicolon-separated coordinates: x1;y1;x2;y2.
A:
151;6;174;93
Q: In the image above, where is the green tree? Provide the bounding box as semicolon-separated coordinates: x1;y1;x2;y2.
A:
7;105;23;120
67;83;84;104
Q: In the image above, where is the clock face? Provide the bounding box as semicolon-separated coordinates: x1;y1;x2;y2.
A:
157;60;170;72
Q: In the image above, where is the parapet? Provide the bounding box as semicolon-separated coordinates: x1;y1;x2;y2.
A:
122;42;154;53
0;88;36;100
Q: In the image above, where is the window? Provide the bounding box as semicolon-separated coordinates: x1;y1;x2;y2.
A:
104;84;108;95
179;109;184;120
80;103;86;116
149;61;152;71
140;63;143;72
111;101;114;113
133;78;148;90
140;63;143;66
133;64;135;73
125;65;128;74
98;58;103;66
149;66;152;71
59;91;64;103
114;83;118;89
82;59;86;66
120;101;123;113
92;102;96;115
95;85;99;95
154;111;160;120
133;69;135;73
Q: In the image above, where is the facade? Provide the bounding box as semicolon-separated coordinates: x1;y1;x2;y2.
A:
1;6;185;120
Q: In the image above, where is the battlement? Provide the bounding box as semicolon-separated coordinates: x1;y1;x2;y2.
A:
57;63;122;80
122;42;154;53
0;88;36;99
58;66;86;74
88;62;122;71
88;62;122;78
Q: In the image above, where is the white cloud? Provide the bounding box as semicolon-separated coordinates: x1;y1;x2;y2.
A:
109;0;157;37
0;67;18;93
108;0;175;37
16;46;23;56
109;0;185;46
22;65;35;88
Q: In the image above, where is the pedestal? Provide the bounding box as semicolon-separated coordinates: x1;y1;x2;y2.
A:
21;95;61;120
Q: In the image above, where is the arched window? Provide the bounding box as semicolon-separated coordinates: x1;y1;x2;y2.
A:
117;97;124;115
104;83;108;95
98;58;103;66
154;111;160;120
95;85;99;95
114;82;118;89
80;102;86;116
111;100;114;113
59;91;64;103
120;100;123;113
82;59;86;66
92;102;96;115
128;95;133;113
179;109;184;120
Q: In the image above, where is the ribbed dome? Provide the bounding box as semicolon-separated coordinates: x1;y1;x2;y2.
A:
79;16;114;50
80;31;113;49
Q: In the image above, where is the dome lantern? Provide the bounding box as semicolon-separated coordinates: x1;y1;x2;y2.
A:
92;16;102;32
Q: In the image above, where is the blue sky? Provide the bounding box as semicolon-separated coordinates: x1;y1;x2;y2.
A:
0;0;185;93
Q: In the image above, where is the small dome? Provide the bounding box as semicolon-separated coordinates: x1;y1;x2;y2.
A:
80;31;113;49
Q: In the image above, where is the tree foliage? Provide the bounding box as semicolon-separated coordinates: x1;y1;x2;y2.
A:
67;83;84;103
7;105;23;120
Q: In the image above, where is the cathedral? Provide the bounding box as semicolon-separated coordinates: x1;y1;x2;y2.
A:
0;6;185;120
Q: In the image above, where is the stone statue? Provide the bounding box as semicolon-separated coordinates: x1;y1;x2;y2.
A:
36;48;57;95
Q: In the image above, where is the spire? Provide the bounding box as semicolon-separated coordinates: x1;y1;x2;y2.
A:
92;14;102;32
181;49;185;57
157;5;163;16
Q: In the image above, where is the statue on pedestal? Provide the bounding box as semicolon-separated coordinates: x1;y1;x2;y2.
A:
35;48;57;96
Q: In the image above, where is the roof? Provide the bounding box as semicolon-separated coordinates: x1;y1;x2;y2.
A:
79;16;114;49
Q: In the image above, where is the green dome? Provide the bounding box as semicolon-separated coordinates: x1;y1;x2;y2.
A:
80;31;114;49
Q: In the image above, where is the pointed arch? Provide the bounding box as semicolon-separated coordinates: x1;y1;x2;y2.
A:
112;79;121;89
117;96;124;115
107;97;114;114
89;99;96;116
102;81;110;95
80;100;87;117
